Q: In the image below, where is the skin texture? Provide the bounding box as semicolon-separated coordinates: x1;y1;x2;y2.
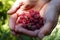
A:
7;0;60;39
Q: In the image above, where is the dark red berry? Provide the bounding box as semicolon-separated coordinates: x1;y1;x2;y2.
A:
16;10;44;31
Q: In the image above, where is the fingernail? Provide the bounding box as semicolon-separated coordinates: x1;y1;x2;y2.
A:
7;9;12;12
7;10;13;15
7;10;11;14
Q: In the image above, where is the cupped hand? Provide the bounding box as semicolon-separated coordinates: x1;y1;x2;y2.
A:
7;0;59;39
8;0;49;38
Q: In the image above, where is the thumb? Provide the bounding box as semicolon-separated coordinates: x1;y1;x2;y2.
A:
9;13;18;31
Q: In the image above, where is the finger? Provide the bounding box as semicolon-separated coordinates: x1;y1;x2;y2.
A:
15;8;24;16
7;0;23;15
9;13;18;31
15;24;37;37
11;31;16;36
15;24;23;31
11;31;20;37
16;17;20;24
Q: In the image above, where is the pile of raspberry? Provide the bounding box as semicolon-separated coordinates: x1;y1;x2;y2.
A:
17;10;44;31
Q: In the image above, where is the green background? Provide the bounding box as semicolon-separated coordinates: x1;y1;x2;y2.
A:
0;0;60;40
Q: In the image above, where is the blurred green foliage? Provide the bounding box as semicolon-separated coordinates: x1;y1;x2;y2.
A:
0;0;60;40
0;0;17;40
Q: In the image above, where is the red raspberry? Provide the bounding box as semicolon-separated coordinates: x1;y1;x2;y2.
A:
16;10;44;31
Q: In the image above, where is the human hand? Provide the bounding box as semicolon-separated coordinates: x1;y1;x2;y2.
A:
8;0;39;37
7;0;59;39
7;0;49;38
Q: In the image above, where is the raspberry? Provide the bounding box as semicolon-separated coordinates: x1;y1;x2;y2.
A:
16;10;44;31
